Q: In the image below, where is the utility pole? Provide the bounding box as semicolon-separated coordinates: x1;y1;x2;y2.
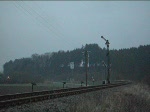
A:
101;36;110;84
83;50;90;86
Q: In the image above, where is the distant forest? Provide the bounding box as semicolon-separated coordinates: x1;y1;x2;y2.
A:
1;44;150;84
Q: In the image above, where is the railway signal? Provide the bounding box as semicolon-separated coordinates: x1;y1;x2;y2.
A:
101;36;110;84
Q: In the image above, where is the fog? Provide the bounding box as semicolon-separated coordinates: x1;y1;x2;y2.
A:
0;1;150;71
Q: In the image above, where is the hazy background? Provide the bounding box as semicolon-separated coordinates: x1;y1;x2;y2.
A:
0;1;150;72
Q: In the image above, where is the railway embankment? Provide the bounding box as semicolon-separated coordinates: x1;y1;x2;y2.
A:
1;83;149;112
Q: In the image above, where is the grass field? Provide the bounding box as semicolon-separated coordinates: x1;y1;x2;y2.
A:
0;81;83;95
0;80;117;95
0;84;55;95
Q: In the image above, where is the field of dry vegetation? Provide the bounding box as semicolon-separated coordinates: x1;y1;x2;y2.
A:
1;83;150;112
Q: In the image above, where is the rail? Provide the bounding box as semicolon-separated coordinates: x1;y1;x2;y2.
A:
0;81;131;109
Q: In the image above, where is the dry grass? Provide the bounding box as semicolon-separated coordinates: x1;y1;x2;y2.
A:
99;83;150;112
69;83;150;112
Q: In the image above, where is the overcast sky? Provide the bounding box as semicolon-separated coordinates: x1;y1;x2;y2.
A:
0;1;150;72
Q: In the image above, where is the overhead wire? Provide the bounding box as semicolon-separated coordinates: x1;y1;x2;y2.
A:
16;1;79;50
12;2;36;25
13;1;55;38
32;2;65;40
31;1;83;50
15;1;60;39
30;3;79;50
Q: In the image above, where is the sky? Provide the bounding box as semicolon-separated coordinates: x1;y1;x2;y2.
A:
0;1;150;72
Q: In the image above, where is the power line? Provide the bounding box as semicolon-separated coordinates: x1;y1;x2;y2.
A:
13;1;77;50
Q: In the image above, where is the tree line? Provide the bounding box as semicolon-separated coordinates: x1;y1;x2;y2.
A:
1;44;150;84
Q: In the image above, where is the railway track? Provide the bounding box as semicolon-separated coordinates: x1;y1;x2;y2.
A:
0;81;131;109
